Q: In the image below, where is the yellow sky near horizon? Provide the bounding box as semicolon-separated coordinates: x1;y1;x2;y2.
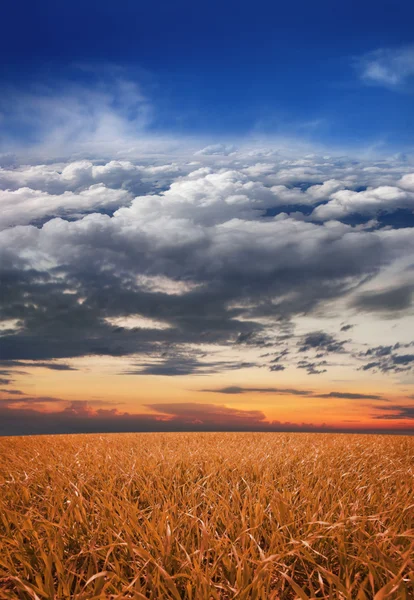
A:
4;354;412;431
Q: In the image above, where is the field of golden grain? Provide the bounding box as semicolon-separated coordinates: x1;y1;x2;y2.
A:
0;432;413;599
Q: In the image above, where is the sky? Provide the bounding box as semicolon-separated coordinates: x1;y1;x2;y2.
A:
0;0;413;435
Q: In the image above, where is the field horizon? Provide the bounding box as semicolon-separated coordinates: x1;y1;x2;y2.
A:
1;432;413;599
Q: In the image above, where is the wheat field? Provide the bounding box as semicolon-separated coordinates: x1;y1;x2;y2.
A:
0;432;413;599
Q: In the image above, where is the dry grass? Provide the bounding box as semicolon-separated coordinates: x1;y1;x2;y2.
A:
0;432;413;599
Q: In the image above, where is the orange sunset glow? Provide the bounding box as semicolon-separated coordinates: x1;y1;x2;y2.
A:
1;344;413;433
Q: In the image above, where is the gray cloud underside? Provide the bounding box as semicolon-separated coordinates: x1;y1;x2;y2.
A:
201;386;313;395
372;404;414;420
124;356;258;377
0;151;414;377
351;284;414;313
319;391;384;400
355;343;414;374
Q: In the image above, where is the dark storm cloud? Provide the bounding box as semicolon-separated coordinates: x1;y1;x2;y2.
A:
0;230;400;368
340;324;353;332
0;264;263;363
351;284;414;313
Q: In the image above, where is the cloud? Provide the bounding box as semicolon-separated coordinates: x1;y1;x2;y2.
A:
372;404;414;420
125;356;257;376
357;343;414;373
311;185;414;221
0;360;77;371
318;391;384;400
357;46;414;88
298;331;346;354
393;354;414;365
351;284;413;313
203;387;386;401
0;395;65;408
201;386;312;395
28;362;77;371
297;360;328;375
146;402;266;426
399;173;414;191
0;145;413;382
195;144;237;156
0;70;152;157
0;185;133;230
0;160;184;200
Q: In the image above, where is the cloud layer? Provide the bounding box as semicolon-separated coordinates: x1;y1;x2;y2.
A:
1;147;413;390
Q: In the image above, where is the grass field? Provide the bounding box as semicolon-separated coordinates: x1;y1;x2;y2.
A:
0;432;413;599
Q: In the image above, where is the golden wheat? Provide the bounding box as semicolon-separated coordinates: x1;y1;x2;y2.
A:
0;432;413;599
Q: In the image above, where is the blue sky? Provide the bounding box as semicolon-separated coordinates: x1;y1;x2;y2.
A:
1;0;414;149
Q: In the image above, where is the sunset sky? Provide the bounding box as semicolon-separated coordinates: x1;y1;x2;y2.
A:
0;0;413;435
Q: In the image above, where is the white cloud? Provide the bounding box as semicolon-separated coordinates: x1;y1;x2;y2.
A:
358;46;414;88
1;153;414;231
0;160;188;201
0;185;132;230
0;75;156;159
2;163;413;285
312;184;414;220
195;144;237;156
399;173;414;191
